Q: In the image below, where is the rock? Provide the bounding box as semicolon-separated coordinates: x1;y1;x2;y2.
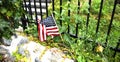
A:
0;46;8;55
18;42;74;62
35;57;41;62
18;41;46;62
0;46;14;62
0;35;28;62
0;35;74;62
7;36;28;54
41;48;74;62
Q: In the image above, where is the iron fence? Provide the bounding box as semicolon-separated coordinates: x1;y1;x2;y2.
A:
22;0;120;57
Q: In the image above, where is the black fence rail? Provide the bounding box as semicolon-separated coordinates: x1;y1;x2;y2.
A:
22;0;120;57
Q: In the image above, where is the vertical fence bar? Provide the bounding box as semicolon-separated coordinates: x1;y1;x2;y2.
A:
34;0;38;21
21;16;27;30
28;0;33;19
23;0;27;11
60;0;62;26
86;0;91;34
95;0;104;35
33;0;38;35
52;0;55;16
105;0;117;46
68;0;71;33
22;0;28;30
75;0;80;37
46;0;48;17
39;0;43;20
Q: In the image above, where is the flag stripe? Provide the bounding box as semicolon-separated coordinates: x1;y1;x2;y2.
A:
47;31;59;34
38;23;40;41
40;24;43;41
46;29;59;32
47;33;60;36
46;26;58;29
42;24;44;41
43;25;46;40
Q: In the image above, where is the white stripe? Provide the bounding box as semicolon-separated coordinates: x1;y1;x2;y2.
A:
47;33;59;36
43;25;46;40
46;26;58;29
46;29;59;32
40;24;43;41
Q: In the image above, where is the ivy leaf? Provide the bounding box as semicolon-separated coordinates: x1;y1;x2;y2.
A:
74;14;81;23
63;34;71;44
1;8;7;14
59;26;67;33
77;55;85;62
15;2;19;7
54;11;60;17
6;11;12;17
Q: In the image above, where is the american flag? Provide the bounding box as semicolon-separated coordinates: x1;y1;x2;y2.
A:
38;16;59;41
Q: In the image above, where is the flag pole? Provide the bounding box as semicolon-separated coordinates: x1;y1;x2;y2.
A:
51;13;64;41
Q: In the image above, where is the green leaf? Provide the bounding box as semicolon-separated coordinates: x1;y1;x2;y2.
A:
77;55;85;62
6;11;12;17
59;26;67;33
63;34;71;44
1;8;7;14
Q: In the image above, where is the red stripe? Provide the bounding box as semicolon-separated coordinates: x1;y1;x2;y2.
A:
42;24;47;41
38;24;40;40
42;24;44;41
43;25;46;40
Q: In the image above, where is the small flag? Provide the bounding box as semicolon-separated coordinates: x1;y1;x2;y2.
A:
38;16;59;41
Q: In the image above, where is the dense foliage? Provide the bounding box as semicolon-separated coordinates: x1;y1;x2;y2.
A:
0;0;24;38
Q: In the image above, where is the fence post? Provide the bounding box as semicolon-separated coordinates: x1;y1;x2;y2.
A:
68;0;71;33
21;15;27;30
95;0;104;35
105;0;117;46
46;0;48;17
39;0;43;20
23;0;27;11
22;0;28;30
86;0;91;34
28;0;33;19
52;0;55;16
60;0;62;26
34;0;38;21
75;0;80;37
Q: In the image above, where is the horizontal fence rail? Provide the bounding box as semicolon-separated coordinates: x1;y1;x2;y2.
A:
22;0;120;57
